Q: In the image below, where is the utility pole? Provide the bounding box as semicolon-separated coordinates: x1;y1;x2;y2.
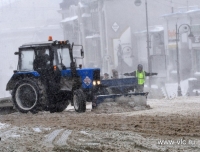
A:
145;0;151;89
134;0;151;90
176;24;182;96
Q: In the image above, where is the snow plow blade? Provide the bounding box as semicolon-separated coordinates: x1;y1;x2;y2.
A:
93;78;149;108
96;92;148;107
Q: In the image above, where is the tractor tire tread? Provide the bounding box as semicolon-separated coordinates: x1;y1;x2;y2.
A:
12;78;47;114
74;89;86;113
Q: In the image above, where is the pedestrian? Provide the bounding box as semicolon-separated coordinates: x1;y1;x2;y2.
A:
103;73;109;80
112;69;119;79
124;64;157;93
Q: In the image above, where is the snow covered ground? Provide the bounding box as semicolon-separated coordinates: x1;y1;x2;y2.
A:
0;96;200;152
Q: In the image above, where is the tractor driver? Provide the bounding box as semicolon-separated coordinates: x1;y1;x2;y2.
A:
124;64;158;93
34;49;50;71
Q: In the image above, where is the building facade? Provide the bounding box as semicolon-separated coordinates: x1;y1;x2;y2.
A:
162;7;200;82
59;0;200;93
59;0;170;77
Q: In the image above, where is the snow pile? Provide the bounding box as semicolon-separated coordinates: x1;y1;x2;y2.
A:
151;85;158;89
65;102;92;112
0;122;10;129
33;128;42;133
165;78;195;97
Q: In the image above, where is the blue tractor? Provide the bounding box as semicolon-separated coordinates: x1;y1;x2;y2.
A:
6;38;101;113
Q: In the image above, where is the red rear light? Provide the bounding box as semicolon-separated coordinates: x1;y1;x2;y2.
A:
48;36;53;41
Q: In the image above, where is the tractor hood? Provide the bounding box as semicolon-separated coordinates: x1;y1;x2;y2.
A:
61;68;100;89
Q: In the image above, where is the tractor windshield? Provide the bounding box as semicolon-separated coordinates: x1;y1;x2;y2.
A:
19;49;35;71
54;48;71;68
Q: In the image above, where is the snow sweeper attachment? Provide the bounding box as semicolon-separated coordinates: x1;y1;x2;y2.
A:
94;77;149;109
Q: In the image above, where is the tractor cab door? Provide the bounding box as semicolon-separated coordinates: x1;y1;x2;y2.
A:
33;48;60;89
53;47;71;70
53;47;75;91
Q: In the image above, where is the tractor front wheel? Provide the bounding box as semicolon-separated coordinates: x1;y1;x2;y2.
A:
73;89;86;113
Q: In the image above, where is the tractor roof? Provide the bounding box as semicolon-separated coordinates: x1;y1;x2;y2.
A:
19;41;54;49
19;40;71;49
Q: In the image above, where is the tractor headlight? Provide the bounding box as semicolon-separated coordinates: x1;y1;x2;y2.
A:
97;80;101;85
93;81;96;86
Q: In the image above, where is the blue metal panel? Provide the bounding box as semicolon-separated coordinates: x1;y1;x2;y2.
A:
101;78;137;86
96;94;122;105
61;68;100;89
14;71;40;77
61;69;71;77
101;78;137;93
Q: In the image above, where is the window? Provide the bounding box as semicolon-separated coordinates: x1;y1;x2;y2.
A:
55;48;71;68
62;48;71;68
20;50;35;71
196;50;200;72
169;49;177;70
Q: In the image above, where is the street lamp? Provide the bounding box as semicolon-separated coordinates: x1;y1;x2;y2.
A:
176;23;194;96
135;0;151;89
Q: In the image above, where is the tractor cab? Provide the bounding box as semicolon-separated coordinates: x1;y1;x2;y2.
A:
16;40;83;74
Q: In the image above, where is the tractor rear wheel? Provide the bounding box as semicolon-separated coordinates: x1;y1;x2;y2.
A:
12;78;47;113
73;89;86;113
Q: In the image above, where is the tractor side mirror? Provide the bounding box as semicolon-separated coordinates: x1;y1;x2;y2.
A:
73;45;84;59
14;52;19;55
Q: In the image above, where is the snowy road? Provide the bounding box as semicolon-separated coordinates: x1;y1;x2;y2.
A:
0;97;200;152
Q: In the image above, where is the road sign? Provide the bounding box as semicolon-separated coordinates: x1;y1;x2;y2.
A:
112;22;119;32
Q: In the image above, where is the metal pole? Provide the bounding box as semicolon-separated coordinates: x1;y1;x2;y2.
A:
171;0;174;13
176;23;182;96
145;0;151;89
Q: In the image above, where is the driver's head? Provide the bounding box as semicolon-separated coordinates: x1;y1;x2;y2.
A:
137;64;143;72
39;49;46;55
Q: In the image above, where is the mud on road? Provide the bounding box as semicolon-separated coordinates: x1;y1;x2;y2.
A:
0;96;200;152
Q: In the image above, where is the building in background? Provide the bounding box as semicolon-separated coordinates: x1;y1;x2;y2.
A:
59;0;200;93
187;9;200;94
162;6;198;80
162;6;200;94
59;0;174;77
